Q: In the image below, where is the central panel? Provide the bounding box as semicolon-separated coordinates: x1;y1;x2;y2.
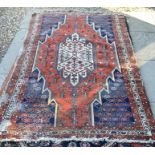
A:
33;16;119;127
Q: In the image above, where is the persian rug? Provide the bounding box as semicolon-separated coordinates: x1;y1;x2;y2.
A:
0;13;155;147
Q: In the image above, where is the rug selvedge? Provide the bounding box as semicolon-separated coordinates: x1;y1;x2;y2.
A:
0;13;155;145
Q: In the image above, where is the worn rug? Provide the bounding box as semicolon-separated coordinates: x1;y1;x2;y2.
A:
0;13;155;147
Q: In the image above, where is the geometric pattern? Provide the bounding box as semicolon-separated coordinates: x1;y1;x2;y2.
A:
57;33;94;86
0;14;155;146
16;70;56;127
93;70;135;127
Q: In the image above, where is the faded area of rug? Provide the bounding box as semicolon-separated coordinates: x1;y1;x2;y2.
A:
0;13;155;146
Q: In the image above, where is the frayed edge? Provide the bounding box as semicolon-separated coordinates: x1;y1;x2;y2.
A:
0;136;155;144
